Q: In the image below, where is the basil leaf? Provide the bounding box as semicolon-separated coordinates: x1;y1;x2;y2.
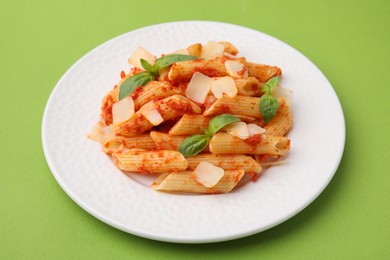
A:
208;114;240;134
140;59;153;73
261;76;280;93
178;134;210;157
203;128;213;139
118;72;154;100
260;94;279;123
154;54;197;71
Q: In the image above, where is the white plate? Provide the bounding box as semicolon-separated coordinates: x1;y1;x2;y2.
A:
42;21;345;243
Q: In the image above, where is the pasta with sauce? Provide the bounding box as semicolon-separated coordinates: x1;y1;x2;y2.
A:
88;41;292;194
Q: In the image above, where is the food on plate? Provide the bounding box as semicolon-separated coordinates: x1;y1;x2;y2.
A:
88;41;293;194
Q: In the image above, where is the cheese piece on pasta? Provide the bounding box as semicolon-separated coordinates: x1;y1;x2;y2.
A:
247;123;266;136
273;86;293;106
225;60;248;78
223;122;249;139
193;162;224;188
211;76;238;98
140;105;164;126
112;96;135;125
185;72;212;103
128;47;156;69
200;42;224;60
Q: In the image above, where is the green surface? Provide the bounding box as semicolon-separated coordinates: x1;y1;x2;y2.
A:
1;0;389;259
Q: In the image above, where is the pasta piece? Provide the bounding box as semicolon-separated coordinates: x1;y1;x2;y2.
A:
169;114;211;136
204;95;217;110
186;154;262;173
112;94;202;136
112;149;188;173
101;86;118;125
235;77;263;96
187;43;202;57
102;134;156;154
203;95;262;118
209;133;290;155
87;121;114;144
132;81;182;110
150;131;210;153
218;41;238;55
151;169;245;194
111;112;152;137
264;100;293;136
150;131;186;150
158;67;170;82
168;58;228;83
247;62;282;82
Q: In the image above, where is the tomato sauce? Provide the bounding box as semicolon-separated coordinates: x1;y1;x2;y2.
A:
244;134;261;146
166;100;193;113
131;86;144;99
216;104;231;114
192;67;221;77
101;95;114;125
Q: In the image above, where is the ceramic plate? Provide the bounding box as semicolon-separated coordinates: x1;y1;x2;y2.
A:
42;21;345;243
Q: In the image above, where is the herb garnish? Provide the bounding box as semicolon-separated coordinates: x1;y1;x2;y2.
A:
118;54;197;100
260;76;280;123
178;114;240;157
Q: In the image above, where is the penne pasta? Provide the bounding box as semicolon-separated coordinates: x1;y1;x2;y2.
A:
133;81;182;110
112;149;188;173
187;43;202;57
168;58;228;83
150;131;211;153
112;94;202;136
247;62;282;82
101;86;118;126
102;134;156;154
235;77;263;96
264;100;293;136
151;169;245;194
219;41;239;55
203;95;262;118
150;131;187;150
186;154;262;173
209;132;290;155
158;66;171;82
169;114;211;136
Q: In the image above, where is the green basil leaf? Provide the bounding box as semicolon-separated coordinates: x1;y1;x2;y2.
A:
154;54;197;71
208;114;240;134
178;134;210;157
203;128;213;139
118;72;155;100
140;59;153;73
261;76;280;93
260;94;279;123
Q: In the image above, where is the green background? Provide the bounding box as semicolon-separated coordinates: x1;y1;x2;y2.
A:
1;0;389;259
